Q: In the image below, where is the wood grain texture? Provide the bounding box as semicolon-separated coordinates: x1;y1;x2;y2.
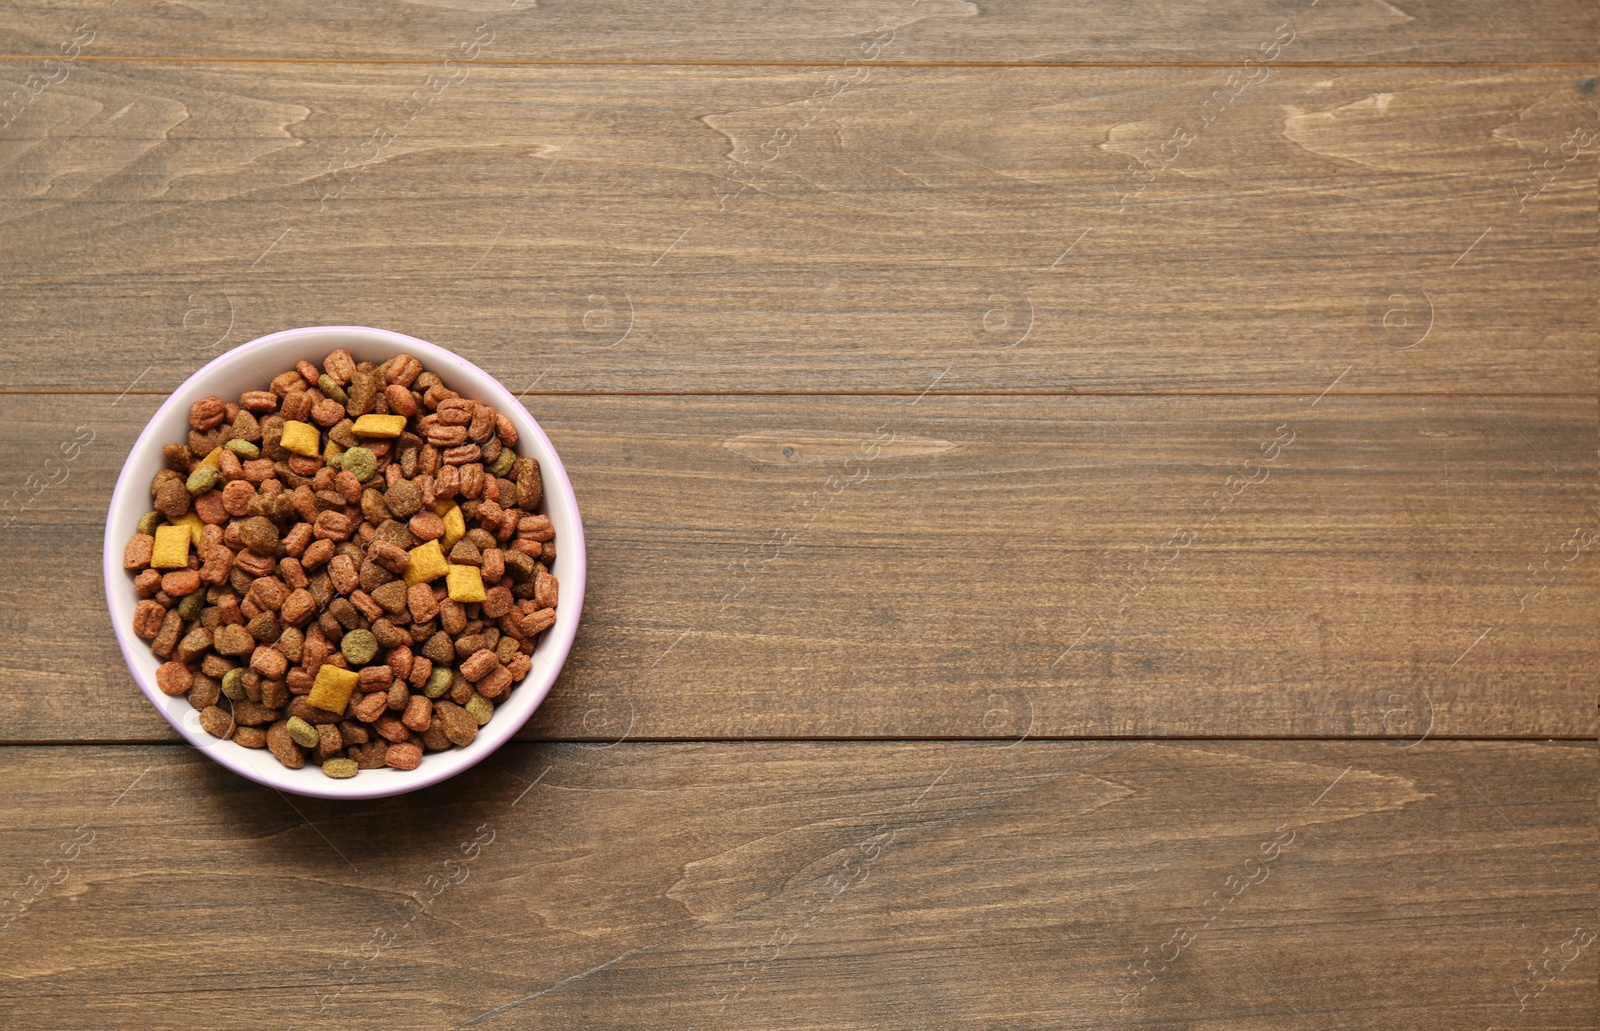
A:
1;64;1593;394
3;392;1592;743
0;741;1591;1030
0;0;1593;64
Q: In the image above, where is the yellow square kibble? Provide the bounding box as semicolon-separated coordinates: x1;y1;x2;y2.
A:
279;420;322;457
351;414;407;438
150;524;192;569
198;446;224;470
172;510;206;546
446;564;486;603
307;665;360;715
404;539;450;586
440;504;466;550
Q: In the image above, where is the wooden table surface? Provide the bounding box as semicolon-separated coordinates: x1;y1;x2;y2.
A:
2;3;1595;1028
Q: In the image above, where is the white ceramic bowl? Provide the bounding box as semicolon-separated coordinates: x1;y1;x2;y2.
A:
103;327;585;799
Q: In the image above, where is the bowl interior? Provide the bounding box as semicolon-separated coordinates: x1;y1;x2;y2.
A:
104;327;584;800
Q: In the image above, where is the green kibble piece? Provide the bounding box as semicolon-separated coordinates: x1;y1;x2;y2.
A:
464;693;493;726
321;758;359;779
318;374;348;405
324;451;344;471
136;510;162;535
285;716;320;748
224;438;260;460
178;590;206;620
488;449;516;478
185;464;221;496
423;667;453;699
221;668;247;701
341;446;377;483
340;628;379;665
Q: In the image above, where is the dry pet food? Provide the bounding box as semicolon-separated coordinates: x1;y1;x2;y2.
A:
125;350;557;778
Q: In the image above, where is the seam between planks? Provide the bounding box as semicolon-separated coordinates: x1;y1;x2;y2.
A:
0;56;1592;69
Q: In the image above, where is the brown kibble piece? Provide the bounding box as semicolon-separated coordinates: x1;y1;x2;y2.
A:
214;623;254;656
124;534;155;571
280;588;317;627
148;613;184;664
239;516;279;556
250;645;288;679
155;479;191;520
324;348;356;384
459;649;498;682
155;661;193;697
327;554;360;595
383;479;421;518
516;457;542;509
432;700;478;746
190;396;226;431
406;582;439;622
288;697;343;724
353;691;389;722
476;663;513;700
385;383;419;416
481;585;513;619
374;714;411;743
133;600;167;638
161;568;202;598
421;631;455;666
401;694;432;731
385;741;423;770
234;726;268;748
198;705;235;739
408;510;444;542
368;539;410;574
267;721;306;769
232;699;280;726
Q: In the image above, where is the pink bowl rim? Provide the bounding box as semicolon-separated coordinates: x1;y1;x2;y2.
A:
102;326;586;800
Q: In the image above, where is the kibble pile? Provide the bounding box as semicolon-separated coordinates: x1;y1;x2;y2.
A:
122;349;559;779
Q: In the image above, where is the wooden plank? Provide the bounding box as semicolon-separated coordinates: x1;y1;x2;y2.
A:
0;741;1590;1028
0;0;1592;64
0;64;1592;394
3;392;1592;742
